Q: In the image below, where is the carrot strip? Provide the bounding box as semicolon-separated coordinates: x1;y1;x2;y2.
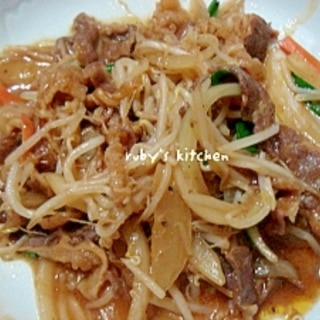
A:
21;113;35;141
279;36;320;73
0;85;21;105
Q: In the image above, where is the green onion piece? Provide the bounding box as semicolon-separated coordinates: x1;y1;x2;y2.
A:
306;101;320;117
244;145;258;154
292;73;314;90
105;63;115;73
210;69;232;86
202;159;209;166
23;251;39;259
208;0;220;17
235;120;252;138
292;73;320;116
235;120;257;153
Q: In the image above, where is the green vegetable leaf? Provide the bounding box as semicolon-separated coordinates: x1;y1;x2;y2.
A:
235;120;257;153
23;251;39;259
105;63;115;73
292;73;314;90
235;120;252;138
306;101;320;117
292;73;320;117
210;69;230;86
208;0;220;17
202;159;209;166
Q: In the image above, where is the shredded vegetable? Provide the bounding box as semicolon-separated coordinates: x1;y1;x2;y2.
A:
280;36;320;73
21;113;36;141
0;84;20;105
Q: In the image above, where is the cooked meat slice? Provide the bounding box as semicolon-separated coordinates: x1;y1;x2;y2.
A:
22;229;102;272
68;225;99;245
83;61;116;94
83;61;108;88
224;245;258;307
244;14;277;62
265;125;320;236
98;24;137;61
225;66;275;132
266;125;320;190
299;194;320;238
70;14;137;65
72;13;100;66
266;190;301;236
255;277;282;305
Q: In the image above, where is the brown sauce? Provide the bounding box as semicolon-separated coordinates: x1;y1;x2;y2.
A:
27;236;320;320
258;239;320;318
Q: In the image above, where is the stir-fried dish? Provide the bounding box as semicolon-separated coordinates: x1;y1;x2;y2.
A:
1;0;320;319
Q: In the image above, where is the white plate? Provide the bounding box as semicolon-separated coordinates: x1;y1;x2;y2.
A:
0;0;320;319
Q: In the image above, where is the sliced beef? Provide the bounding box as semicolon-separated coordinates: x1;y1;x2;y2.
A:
224;245;258;307
72;13;100;66
255;277;282;305
266;125;320;190
24;237;101;272
22;228;101;271
299;194;320;238
244;14;277;62
0;130;21;164
82;60;116;93
26;226;97;246
269;191;300;235
83;61;108;88
25;231;60;247
266;125;320;237
64;14;137;65
225;66;275;132
98;24;137;61
68;225;99;245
